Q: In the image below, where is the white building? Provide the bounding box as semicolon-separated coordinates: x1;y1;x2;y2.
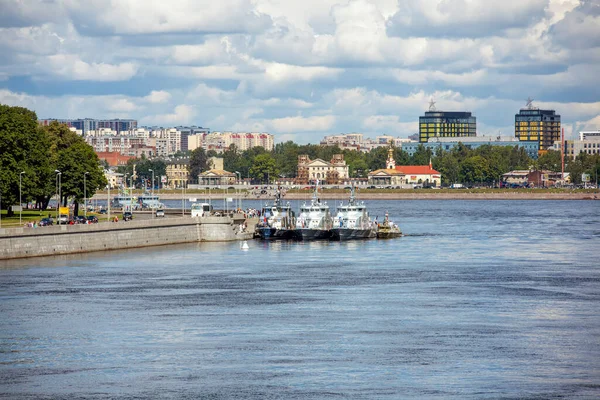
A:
553;131;600;158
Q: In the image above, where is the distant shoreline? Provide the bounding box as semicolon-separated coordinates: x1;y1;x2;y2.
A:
92;191;599;201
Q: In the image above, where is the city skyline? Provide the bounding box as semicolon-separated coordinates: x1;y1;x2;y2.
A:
1;0;599;143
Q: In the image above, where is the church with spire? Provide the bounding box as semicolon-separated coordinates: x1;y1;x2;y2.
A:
368;147;441;187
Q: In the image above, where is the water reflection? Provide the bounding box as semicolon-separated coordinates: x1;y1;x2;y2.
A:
1;200;599;399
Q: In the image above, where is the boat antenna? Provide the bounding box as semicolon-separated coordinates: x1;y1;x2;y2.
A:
349;182;356;206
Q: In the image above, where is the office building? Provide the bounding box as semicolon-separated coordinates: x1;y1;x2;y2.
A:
418;101;476;143
515;99;560;153
402;136;539;159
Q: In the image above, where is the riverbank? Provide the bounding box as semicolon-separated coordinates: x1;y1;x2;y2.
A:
0;216;256;260
91;190;599;201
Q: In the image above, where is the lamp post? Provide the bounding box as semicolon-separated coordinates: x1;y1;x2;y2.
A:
84;172;89;218
149;168;154;217
55;170;61;221
19;171;25;225
235;171;241;210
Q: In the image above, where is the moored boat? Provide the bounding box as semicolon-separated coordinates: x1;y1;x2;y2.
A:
137;192;164;209
376;212;402;239
256;189;296;240
331;185;376;240
295;183;333;240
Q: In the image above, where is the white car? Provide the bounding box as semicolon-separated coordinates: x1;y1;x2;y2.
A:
156;209;165;217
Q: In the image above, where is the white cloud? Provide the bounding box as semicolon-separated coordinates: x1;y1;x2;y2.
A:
387;0;549;38
144;90;171;104
63;0;272;35
46;54;138;81
142;104;196;125
269;115;336;132
264;63;342;82
0;0;599;144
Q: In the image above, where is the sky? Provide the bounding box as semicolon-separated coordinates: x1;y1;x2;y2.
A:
0;0;599;144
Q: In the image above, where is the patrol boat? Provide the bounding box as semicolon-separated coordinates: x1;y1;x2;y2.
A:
255;189;296;240
295;184;333;240
331;185;376;240
376;212;402;239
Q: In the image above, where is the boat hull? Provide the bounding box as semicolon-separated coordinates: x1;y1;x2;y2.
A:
295;228;332;241
330;228;376;241
256;227;297;240
376;229;402;239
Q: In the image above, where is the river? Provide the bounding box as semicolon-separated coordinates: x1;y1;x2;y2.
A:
1;200;599;399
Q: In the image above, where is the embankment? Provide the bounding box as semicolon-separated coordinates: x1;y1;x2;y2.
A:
0;216;255;260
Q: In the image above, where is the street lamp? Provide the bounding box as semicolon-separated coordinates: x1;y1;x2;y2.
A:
84;172;89;218
19;171;25;225
149;168;154;217
55;170;61;221
235;171;241;210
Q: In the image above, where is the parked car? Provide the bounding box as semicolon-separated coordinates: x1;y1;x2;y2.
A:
99;209;107;214
74;216;88;224
123;212;133;221
58;214;70;224
156;209;165;217
39;217;54;226
86;215;98;223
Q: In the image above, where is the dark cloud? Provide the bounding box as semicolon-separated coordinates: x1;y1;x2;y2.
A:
0;0;61;28
547;0;600;49
386;0;548;38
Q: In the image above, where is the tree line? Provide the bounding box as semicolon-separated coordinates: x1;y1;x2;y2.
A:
1;105;107;216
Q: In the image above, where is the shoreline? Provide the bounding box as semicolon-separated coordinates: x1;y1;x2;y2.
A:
91;191;599;201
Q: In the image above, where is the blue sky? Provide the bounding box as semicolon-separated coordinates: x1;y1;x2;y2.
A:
1;0;599;143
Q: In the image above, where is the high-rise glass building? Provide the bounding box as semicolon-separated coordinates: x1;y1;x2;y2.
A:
515;105;560;152
418;111;476;143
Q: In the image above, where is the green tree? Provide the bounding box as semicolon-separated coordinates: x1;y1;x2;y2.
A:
43;122;107;215
460;155;490;185
411;144;433;165
437;152;460;185
0;105;54;215
250;153;278;184
365;147;387;172
273;141;300;179
537;150;561;172
189;147;210;183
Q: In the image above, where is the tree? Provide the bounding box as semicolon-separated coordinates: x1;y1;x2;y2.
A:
411;144;433;165
189;147;210;184
460;155;490;185
250;153;278;184
0;105;53;215
437;152;460;185
537;150;561;172
42;122;107;215
273;141;300;179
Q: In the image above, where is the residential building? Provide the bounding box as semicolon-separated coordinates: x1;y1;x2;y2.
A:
96;152;135;167
202;132;275;152
402;136;539;159
38;118;137;135
515;100;560;153
104;170;125;189
418;103;476;143
320;133;413;152
208;157;224;170
368;148;441;187
296;154;349;185
176;126;210;152
165;158;190;188
552;131;600;158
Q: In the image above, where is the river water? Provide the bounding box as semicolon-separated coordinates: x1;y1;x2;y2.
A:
1;200;599;399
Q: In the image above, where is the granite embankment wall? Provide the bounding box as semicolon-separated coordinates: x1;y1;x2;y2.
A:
0;217;255;260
